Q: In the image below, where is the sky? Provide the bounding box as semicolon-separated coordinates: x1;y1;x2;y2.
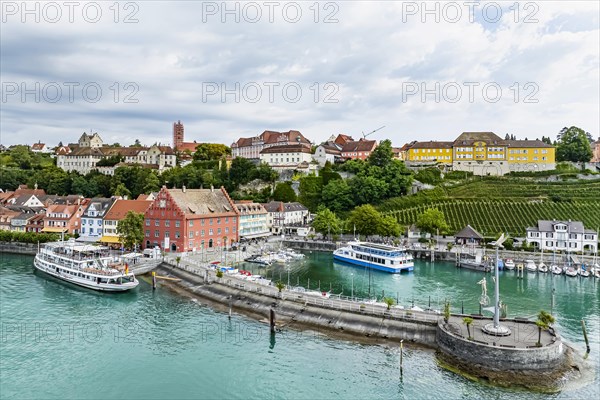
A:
1;1;599;148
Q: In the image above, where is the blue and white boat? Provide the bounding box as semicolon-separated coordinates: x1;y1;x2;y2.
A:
333;241;414;273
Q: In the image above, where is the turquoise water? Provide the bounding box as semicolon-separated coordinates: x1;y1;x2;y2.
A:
1;252;598;399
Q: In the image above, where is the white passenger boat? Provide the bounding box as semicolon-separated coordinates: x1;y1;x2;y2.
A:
333;241;413;273
504;259;515;270
34;239;139;292
525;260;537;272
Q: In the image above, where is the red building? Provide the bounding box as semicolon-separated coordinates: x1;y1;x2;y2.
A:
341;139;377;160
144;186;239;253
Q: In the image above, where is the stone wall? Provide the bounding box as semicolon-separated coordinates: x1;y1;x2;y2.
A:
0;242;38;255
436;321;565;371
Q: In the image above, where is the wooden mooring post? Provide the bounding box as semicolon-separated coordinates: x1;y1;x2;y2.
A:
581;320;591;353
152;271;156;290
269;308;276;334
399;339;404;376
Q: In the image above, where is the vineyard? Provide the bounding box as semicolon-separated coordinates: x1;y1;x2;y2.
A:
378;178;600;236
384;200;600;237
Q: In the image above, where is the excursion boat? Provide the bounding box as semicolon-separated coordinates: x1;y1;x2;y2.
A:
333;241;414;273
504;259;515;270
34;239;139;292
525;260;537;272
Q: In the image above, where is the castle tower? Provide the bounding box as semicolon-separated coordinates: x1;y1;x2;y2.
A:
173;120;184;149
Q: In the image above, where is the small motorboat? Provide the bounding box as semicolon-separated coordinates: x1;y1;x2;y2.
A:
551;265;562;275
579;267;590;278
525;259;537;272
538;263;548;273
565;266;578;277
504;259;515;270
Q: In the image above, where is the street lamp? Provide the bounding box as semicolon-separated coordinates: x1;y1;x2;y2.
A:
351;273;354;300
482;233;511;336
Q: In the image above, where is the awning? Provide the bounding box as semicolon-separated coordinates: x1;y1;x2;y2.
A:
42;227;67;233
98;236;121;244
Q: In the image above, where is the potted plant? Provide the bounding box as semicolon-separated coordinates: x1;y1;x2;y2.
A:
462;317;474;340
383;297;395;311
443;302;451;323
535;310;555;347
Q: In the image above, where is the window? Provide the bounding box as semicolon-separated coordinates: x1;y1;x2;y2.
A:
218;228;221;234
145;230;150;237
189;220;194;227
175;231;180;238
189;232;194;238
154;230;159;238
146;219;150;226
165;220;170;227
201;230;205;236
210;218;213;225
175;221;180;228
225;227;229;233
165;231;170;238
209;229;214;235
155;220;160;227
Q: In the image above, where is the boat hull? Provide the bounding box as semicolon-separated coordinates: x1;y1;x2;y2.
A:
34;257;139;292
333;253;413;273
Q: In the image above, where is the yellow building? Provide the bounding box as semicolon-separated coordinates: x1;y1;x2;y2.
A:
404;132;555;176
406;141;453;164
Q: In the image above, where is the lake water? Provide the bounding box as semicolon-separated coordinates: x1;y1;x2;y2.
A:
1;252;598;399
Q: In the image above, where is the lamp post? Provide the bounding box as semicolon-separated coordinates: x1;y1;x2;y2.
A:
483;233;511;336
351;273;354;300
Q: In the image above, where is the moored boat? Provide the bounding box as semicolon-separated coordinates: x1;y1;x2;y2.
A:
525;259;537;272
504;259;515;270
551;265;563;275
333;241;414;273
579;266;590;278
565;266;578;277
538;263;548;273
33;239;139;292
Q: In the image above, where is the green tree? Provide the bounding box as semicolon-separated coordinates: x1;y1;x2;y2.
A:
556;126;593;162
535;310;555;346
143;172;161;194
272;182;297;202
254;162;278;183
367;139;393;168
114;183;132;199
193;143;231;161
321;179;353;213
350;175;388;205
311;207;342;239
416;208;449;235
9;145;33;169
378;215;401;237
383;296;395;310
131;139;142;147
276;281;286;293
348;204;381;237
229;157;256;187
463;317;474;340
298;175;323;212
117;211;144;250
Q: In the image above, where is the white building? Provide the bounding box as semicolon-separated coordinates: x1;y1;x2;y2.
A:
232;130;311;160
79;198;116;242
31;141;52;153
313;143;342;166
57;144;176;175
526;220;598;253
235;202;270;239
259;144;314;172
262;201;310;234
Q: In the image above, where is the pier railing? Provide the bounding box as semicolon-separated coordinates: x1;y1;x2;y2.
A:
163;256;440;324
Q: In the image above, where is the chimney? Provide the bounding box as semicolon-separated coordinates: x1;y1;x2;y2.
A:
182;185;186;193
211;185;214;192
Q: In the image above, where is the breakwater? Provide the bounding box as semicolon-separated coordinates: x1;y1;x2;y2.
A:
0;241;38;255
158;262;438;346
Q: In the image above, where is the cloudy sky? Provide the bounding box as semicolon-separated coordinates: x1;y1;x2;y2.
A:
1;1;598;148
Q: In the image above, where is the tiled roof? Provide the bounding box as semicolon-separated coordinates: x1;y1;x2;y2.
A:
31;143;46;150
409;141;454;149
234;130;311;148
260;144;312;154
83;198;115;217
166;187;237;216
105;200;152;220
530;220;588;234
505;140;553;148
262;201;307;213
455;224;483;239
176;142;200;153
453;132;506;146
235;202;267;214
341;139;377;153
